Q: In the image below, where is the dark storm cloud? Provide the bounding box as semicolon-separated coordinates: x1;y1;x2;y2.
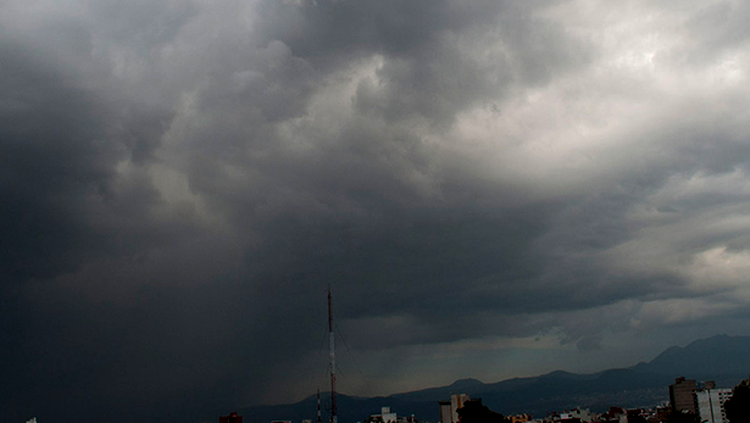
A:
4;0;750;421
0;12;222;420
0;39;115;280
172;0;596;324
256;0;589;125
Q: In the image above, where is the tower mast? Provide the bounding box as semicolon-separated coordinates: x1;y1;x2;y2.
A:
317;388;322;423
328;287;337;423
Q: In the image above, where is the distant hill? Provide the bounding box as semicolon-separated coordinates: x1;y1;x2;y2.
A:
633;334;750;381
238;334;750;422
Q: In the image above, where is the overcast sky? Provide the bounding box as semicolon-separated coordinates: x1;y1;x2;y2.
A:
3;0;750;421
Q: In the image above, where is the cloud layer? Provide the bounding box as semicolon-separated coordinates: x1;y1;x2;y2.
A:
3;0;750;421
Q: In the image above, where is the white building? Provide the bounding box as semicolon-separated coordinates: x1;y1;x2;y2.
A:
380;407;397;423
369;406;398;423
557;408;593;423
439;394;470;423
696;388;732;423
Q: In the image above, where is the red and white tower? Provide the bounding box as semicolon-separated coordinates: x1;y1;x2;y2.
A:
328;287;337;423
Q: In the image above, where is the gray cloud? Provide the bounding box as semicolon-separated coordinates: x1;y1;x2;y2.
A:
3;0;750;421
0;38;115;280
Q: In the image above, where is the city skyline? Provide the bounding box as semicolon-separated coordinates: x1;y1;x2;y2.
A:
241;334;750;423
3;0;750;421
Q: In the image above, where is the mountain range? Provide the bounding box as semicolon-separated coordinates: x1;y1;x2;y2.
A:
238;334;750;422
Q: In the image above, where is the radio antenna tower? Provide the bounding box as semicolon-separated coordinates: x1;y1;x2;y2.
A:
317;388;322;423
328;287;337;423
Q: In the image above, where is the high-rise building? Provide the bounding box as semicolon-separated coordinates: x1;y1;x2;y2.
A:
438;394;470;423
696;388;732;423
669;377;697;413
438;400;452;423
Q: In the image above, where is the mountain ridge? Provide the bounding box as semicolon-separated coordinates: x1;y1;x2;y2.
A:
238;334;750;422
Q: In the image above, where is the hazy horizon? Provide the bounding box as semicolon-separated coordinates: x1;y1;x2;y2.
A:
263;332;741;406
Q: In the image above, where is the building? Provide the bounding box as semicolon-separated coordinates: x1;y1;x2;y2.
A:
369;406;399;423
552;412;581;423
625;408;648;423
549;408;594;423
650;406;670;423
508;414;533;423
219;412;243;423
598;407;627;423
696;387;732;423
568;408;592;422
438;394;470;423
669;377;697;413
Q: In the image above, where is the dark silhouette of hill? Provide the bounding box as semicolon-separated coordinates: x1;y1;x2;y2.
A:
239;335;750;422
633;334;750;380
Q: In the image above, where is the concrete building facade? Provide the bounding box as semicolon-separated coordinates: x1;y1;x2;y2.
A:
438;394;470;423
669;377;697;413
696;388;732;423
369;406;398;423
